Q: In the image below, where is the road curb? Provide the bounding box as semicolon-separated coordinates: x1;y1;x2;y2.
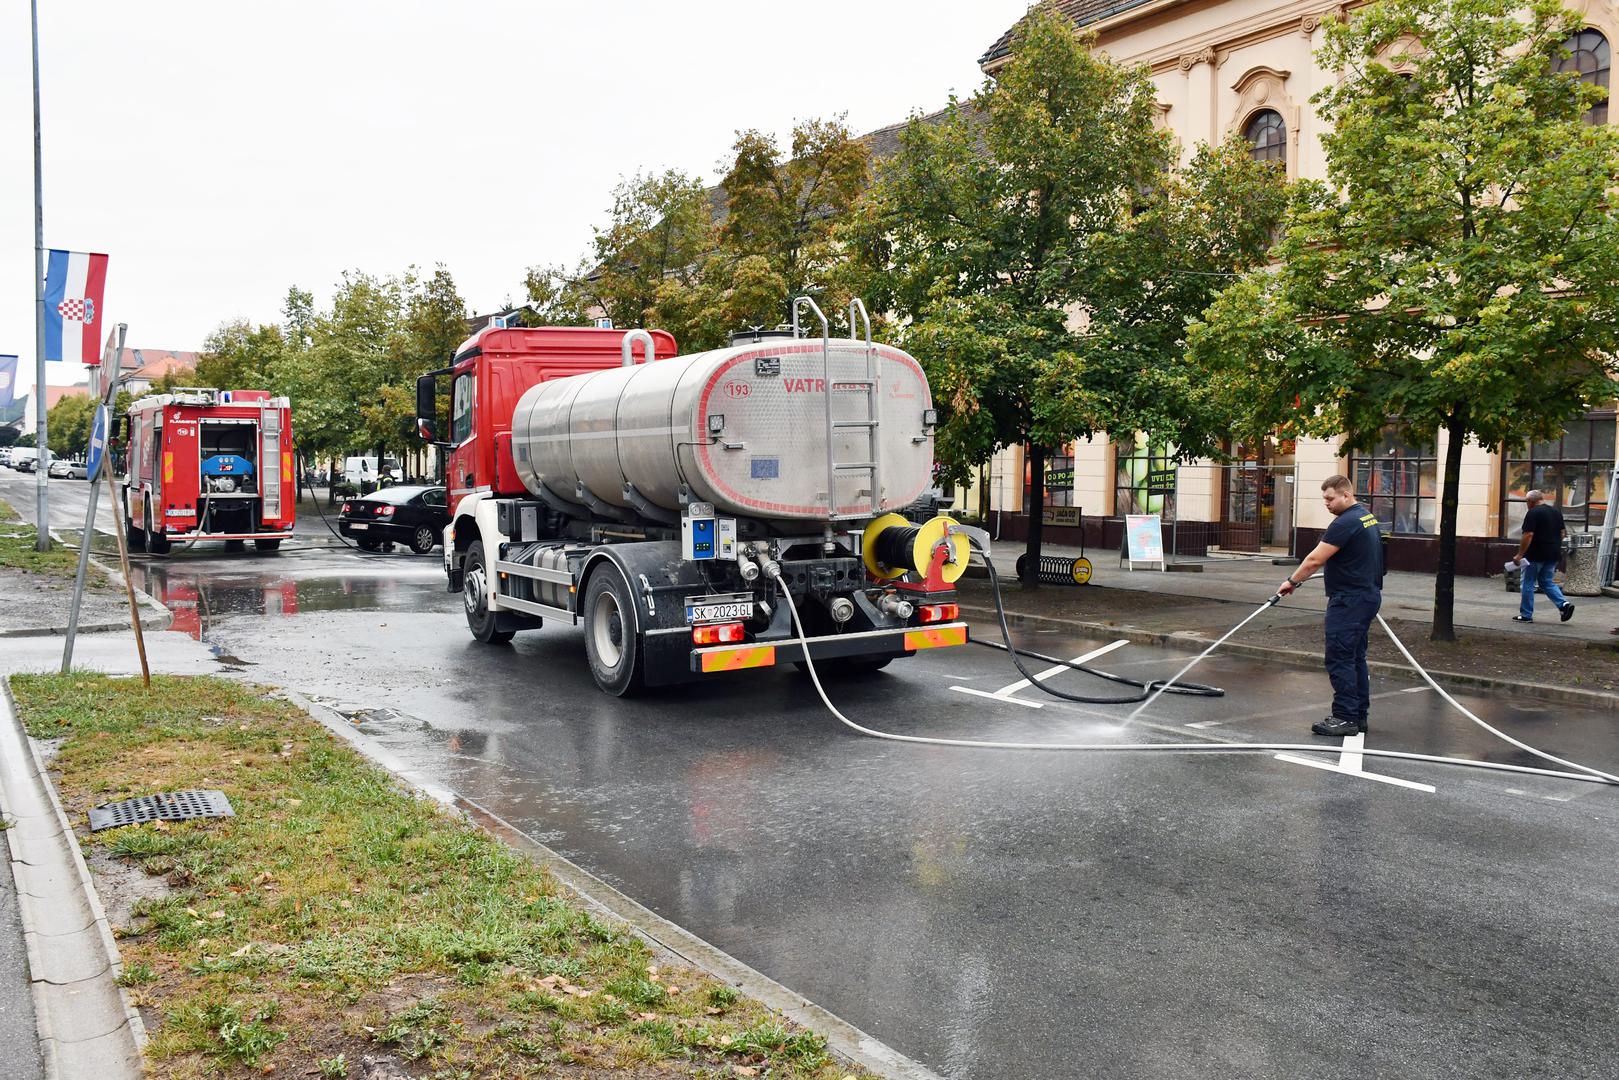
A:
0;621;140;640
0;682;147;1080
960;603;1619;713
280;688;945;1080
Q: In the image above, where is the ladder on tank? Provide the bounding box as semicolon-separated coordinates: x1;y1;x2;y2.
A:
793;296;883;531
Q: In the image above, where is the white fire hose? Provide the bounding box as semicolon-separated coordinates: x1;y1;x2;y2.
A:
775;547;1619;789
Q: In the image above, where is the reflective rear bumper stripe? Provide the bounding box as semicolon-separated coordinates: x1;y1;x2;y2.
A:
904;626;968;651
699;646;777;673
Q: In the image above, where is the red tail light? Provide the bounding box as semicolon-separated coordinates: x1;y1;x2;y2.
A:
692;622;746;645
918;603;959;624
340;502;351;514
377;506;394;517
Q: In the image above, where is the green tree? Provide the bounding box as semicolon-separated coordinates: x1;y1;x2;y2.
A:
522;263;594;326
197;319;285;391
707;118;868;334
853;4;1206;582
46;393;94;457
302;270;405;462
1188;0;1619;639
371;266;468;472
575;170;716;331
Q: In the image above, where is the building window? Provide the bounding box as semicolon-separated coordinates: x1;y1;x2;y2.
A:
1502;415;1616;535
1115;438;1174;516
1557;29;1610;125
1352;429;1437;535
1244;109;1287;164
1034;445;1077;508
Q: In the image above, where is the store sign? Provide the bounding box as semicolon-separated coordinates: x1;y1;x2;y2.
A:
1044;468;1075;490
1041;506;1081;527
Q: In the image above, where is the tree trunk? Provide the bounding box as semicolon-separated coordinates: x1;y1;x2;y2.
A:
1023;443;1046;588
1430;405;1469;642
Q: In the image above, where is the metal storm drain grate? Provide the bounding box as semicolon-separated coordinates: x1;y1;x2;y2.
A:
88;790;236;832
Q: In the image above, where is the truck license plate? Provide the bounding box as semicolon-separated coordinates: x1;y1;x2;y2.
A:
686;597;754;624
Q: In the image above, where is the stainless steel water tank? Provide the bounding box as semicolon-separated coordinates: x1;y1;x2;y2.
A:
510;338;935;522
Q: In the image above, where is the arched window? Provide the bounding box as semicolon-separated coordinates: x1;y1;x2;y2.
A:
1557;28;1610;125
1244;109;1287;164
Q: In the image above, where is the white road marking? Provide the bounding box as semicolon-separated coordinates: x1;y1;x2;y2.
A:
1275;734;1436;793
950;687;1047;708
1400;686;1432;694
1185;719;1228;729
950;639;1130;710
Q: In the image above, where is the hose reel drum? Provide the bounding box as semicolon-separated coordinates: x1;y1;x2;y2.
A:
861;513;970;585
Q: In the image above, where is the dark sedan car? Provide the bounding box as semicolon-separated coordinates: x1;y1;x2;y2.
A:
337;485;449;554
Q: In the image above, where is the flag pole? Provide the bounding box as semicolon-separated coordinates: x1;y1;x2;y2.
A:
31;0;49;553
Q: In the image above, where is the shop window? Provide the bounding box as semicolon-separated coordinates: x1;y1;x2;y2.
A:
1557;29;1610;125
1351;429;1437;535
1244;109;1287;164
1115;438;1175;516
1033;445;1077;508
1502;415;1615;535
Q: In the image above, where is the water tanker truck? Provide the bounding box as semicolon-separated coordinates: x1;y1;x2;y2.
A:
416;298;971;696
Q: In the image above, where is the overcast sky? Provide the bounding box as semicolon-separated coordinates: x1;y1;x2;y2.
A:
1;0;1030;401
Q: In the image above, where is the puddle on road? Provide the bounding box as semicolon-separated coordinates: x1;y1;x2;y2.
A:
129;560;446;642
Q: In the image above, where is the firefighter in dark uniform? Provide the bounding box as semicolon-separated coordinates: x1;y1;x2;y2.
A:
1277;473;1385;737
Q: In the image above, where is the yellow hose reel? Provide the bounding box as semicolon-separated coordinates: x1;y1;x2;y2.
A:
861;513;970;584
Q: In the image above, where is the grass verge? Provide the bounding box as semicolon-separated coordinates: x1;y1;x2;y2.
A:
0;496;106;583
10;673;869;1080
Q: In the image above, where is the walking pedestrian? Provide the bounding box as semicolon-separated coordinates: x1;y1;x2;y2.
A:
1277;475;1384;737
1511;489;1574;624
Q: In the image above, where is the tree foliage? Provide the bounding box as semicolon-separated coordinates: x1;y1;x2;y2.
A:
851;3;1284;579
1189;0;1619;638
46;393;95;457
572;170;716;331
190;269;468;466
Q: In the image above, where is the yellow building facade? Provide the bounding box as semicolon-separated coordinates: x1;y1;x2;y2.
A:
970;0;1617;573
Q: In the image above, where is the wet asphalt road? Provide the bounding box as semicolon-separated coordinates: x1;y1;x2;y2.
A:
13;475;1619;1079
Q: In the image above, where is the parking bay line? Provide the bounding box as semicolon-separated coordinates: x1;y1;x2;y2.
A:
951;640;1130;709
1275;733;1436;793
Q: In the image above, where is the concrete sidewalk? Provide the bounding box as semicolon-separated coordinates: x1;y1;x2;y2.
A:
980;541;1619;644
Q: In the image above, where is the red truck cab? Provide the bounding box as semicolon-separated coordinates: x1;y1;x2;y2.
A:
417;324;677;515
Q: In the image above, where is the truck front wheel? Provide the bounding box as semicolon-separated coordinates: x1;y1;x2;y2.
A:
144;508;171;554
463;542;514;644
583;569;644;696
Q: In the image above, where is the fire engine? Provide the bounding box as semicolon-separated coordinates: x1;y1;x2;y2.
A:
120;388;295;554
416;298;971;696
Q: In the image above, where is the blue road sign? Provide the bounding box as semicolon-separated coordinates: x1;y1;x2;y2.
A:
86;404;109;482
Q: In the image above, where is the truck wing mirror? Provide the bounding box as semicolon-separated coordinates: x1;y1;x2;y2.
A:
415;372;441;444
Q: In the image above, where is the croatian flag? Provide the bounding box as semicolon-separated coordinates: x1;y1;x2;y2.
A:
43;249;109;364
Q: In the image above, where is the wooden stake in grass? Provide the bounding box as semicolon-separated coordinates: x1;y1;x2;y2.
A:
104;456;150;687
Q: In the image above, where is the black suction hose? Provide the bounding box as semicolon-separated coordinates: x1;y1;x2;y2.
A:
976;552;1226;705
293;449;405;558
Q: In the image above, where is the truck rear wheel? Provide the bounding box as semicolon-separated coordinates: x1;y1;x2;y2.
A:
254;539;281;552
463;542;514;644
583;569;644;697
